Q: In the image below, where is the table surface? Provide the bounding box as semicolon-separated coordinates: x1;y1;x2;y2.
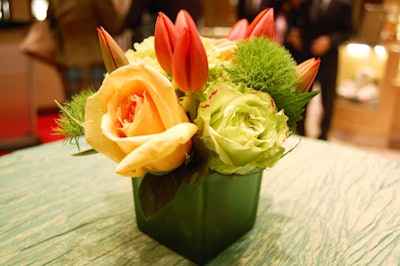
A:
1;136;400;265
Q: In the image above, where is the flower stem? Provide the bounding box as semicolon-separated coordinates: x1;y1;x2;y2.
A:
187;92;196;122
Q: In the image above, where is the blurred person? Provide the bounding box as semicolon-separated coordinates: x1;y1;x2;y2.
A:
284;0;353;140
238;0;290;20
238;0;264;22
283;0;308;63
47;0;125;100
125;0;203;45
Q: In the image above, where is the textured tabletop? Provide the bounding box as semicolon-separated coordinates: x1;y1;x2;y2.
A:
1;136;399;265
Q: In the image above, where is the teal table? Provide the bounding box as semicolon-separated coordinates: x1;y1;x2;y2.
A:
1;136;400;265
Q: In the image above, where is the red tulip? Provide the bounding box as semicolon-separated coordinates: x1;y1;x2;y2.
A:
154;12;179;74
172;27;208;93
175;9;199;34
245;8;274;39
227;18;249;41
97;27;129;73
296;58;321;93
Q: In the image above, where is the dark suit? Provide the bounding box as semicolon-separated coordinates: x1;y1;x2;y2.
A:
238;0;288;21
285;0;353;140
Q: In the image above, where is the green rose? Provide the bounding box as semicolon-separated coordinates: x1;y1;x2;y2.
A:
195;85;289;174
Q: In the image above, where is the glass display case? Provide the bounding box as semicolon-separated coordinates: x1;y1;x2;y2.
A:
332;43;400;147
331;2;400;148
336;44;387;107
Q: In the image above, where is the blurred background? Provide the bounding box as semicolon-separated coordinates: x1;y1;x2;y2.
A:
1;0;400;159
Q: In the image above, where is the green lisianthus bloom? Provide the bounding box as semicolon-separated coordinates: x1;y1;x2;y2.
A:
195;85;289;175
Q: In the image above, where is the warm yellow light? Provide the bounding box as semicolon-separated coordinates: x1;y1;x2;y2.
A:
31;0;49;21
346;43;371;57
374;45;387;59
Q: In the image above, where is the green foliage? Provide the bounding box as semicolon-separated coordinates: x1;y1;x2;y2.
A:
269;89;319;132
226;37;319;132
138;136;215;219
53;88;94;149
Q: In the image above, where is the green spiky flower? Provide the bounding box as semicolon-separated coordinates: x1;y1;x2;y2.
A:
53;88;94;149
228;37;298;93
226;37;318;132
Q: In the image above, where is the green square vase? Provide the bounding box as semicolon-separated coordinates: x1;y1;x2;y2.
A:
132;169;262;265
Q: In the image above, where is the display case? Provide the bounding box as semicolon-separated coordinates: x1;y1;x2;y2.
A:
331;2;400;148
331;43;400;148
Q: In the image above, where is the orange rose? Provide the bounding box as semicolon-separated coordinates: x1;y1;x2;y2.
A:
85;64;197;177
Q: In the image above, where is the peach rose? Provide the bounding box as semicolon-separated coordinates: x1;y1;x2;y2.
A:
84;64;198;177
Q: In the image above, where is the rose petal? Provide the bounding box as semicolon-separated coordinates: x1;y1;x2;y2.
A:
116;123;198;177
85;64;189;164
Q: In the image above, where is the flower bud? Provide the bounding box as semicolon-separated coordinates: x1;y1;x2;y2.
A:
175;9;199;34
97;27;129;73
227;19;249;41
172;27;208;93
154;12;179;74
296;58;321;93
245;8;274;39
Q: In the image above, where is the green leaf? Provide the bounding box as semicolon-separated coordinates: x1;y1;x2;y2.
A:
137;137;214;219
269;89;320;132
72;149;98;156
138;171;185;219
182;136;214;185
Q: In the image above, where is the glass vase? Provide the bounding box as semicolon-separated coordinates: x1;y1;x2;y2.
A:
131;169;263;265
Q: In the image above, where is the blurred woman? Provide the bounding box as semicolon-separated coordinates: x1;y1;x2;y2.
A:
47;0;125;100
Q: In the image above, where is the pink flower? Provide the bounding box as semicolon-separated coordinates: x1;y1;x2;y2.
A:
97;27;128;73
227;19;249;41
172;27;208;93
154;12;179;74
245;8;274;39
296;58;321;93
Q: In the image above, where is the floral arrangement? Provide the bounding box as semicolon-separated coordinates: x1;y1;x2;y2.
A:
55;8;319;217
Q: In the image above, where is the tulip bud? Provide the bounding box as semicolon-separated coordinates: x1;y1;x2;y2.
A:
172;27;208;93
154;12;179;74
175;9;199;34
227;18;249;41
97;27;129;73
296;58;321;93
245;8;274;39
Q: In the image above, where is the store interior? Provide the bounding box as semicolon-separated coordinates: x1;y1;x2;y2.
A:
1;0;400;160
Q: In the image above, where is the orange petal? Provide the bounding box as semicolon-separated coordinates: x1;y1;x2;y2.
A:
227;18;249;40
154;12;178;73
296;58;321;93
97;27;129;73
245;8;274;39
175;9;199;34
172;27;208;93
116;123;198;177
